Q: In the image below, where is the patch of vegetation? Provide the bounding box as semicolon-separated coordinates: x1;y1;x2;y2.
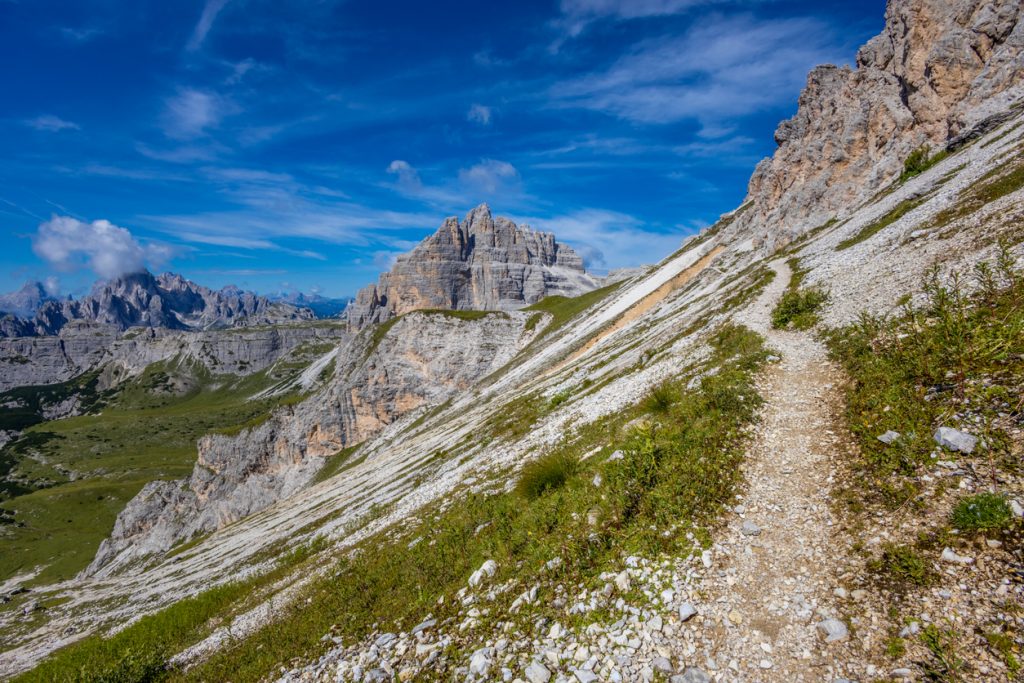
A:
920;624;964;682
25;324;767;682
871;543;934;588
770;258;827;330
930;151;1024;230
311;444;366;486
516;452;581;499
642;381;681;414
0;362;309;585
524;281;624;341
900;145;949;182
985;631;1021;675
950;492;1013;532
835;194;931;251
824;248;1023;491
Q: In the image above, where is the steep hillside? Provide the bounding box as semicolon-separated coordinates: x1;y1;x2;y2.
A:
347;204;599;328
1;1;1023;681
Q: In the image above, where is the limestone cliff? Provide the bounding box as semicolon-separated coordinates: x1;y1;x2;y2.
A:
734;0;1023;250
346;204;598;328
86;310;538;575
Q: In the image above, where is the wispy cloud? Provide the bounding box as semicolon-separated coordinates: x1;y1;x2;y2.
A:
517;208;684;271
187;0;233;51
161;87;234;139
551;15;840;126
467;104;493;126
458;159;520;195
33;216;175;279
58;25;103;43
25;115;79;132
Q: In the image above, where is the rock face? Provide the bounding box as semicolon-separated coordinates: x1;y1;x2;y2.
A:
346;204;598;328
87;310;537;575
1;271;313;338
735;0;1023;250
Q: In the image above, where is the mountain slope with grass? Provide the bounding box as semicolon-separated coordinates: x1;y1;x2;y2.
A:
2;0;1023;681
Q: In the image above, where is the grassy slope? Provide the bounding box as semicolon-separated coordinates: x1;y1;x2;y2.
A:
0;361;306;585
18;324;768;682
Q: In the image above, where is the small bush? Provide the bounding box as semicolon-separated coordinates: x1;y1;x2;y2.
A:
951;492;1013;531
873;543;934;587
643;382;681;414
516;452;581;499
900;145;942;182
771;288;828;330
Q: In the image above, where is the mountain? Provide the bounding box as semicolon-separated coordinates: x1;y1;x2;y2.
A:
346;203;600;328
0;271;314;337
3;0;1024;679
0;281;57;318
271;291;351;319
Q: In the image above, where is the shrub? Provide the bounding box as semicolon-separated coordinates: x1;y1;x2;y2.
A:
901;146;932;181
873;543;934;587
951;492;1013;531
771;288;828;330
643;382;681;414
516;452;581;499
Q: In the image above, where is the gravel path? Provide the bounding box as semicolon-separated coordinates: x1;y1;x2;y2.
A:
691;260;859;682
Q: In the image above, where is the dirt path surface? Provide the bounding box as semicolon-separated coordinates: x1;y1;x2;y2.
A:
686;260;861;682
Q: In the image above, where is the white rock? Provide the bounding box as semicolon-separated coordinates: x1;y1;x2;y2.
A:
816;618;849;642
469;648;492;675
933;427;977;454
678;603;697;622
469;560;498;587
940;547;973;565
525;661;552;683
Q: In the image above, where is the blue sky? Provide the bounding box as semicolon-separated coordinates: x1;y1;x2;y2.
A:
0;0;885;299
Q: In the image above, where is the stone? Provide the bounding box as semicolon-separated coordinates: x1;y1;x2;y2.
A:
933;427;977;454
652;657;673;674
878;430;901;444
741;520;762;536
816;618;849;642
525;661;552;683
411;618;436;635
574;670;598;683
469;560;498;588
674;667;711;683
608;450;625;461
614;571;631;592
469;647;492;675
678;603;698;622
1010;500;1024;518
940;547;974;565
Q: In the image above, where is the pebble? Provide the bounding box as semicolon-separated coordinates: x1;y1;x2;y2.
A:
816;618;849;642
678;603;697;622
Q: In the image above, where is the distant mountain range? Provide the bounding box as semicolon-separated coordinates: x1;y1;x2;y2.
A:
270;292;351;319
0;271;315;337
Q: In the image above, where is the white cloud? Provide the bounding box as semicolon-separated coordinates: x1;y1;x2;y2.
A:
161;88;232;140
43;276;60;296
517;208;685;271
467;104;493;126
386;160;422;189
552;15;840;125
25;115;79;132
187;0;233;51
33;216;174;280
458;159;520;194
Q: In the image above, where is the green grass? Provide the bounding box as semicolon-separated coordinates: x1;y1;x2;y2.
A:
770;258;827;330
524;281;623;340
835;194;931;251
310;444;366;486
920;624;964;682
951;492;1013;531
515;452;581;499
0;362;308;585
930;151;1024;230
985;631;1021;675
871;543;934;588
900;146;949;182
824;248;1023;488
22;323;768;682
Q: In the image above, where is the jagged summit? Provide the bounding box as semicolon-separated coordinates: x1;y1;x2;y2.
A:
345;204;599;328
0;270;313;338
0;281;57;318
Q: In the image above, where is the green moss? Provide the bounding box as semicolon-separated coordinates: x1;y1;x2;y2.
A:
871;543;934;587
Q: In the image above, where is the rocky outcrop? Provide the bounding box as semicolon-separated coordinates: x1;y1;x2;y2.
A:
346;204;598;328
736;0;1023;250
86;310;537;575
1;271;313;338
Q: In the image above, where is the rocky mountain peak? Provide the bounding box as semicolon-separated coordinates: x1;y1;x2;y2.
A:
731;0;1023;252
346;205;598;328
0;281;56;318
